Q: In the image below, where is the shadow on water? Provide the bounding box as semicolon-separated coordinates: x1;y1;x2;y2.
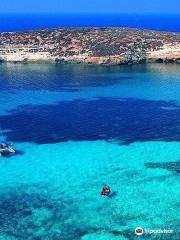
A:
0;97;180;145
1;149;25;158
108;191;117;198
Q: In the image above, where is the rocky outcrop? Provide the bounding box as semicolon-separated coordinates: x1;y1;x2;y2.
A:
145;161;180;173
147;44;180;63
0;28;179;64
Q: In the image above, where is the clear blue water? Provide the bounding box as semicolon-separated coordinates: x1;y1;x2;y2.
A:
0;63;180;239
0;13;180;32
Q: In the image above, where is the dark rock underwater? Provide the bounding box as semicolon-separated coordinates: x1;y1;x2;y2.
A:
0;97;180;145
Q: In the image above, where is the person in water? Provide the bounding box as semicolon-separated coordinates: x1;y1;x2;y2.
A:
101;186;111;196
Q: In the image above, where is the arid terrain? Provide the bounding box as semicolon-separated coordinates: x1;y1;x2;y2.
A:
0;27;180;64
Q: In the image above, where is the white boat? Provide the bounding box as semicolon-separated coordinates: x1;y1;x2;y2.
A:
0;143;16;156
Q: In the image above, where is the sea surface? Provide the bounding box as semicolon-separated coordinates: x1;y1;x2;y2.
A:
0;63;180;240
0;13;180;32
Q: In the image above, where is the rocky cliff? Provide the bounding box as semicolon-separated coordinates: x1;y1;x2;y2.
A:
0;28;180;64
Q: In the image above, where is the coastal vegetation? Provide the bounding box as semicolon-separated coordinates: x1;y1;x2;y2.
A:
0;27;180;64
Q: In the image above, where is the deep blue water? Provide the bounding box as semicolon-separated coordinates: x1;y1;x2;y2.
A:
0;63;180;146
1;97;180;145
0;63;179;239
0;13;180;32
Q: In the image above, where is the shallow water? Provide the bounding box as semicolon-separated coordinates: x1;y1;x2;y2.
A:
0;63;179;240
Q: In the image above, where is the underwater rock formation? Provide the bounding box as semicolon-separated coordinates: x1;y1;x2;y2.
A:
0;185;79;240
145;161;180;173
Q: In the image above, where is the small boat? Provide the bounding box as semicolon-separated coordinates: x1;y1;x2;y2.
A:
0;123;16;157
101;185;111;196
0;142;16;156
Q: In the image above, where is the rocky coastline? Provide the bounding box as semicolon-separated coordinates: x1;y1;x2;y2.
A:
0;27;180;65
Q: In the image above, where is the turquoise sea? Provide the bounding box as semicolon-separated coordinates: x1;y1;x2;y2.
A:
0;63;179;239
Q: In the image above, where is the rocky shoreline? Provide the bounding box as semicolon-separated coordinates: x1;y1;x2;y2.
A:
0;28;180;65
